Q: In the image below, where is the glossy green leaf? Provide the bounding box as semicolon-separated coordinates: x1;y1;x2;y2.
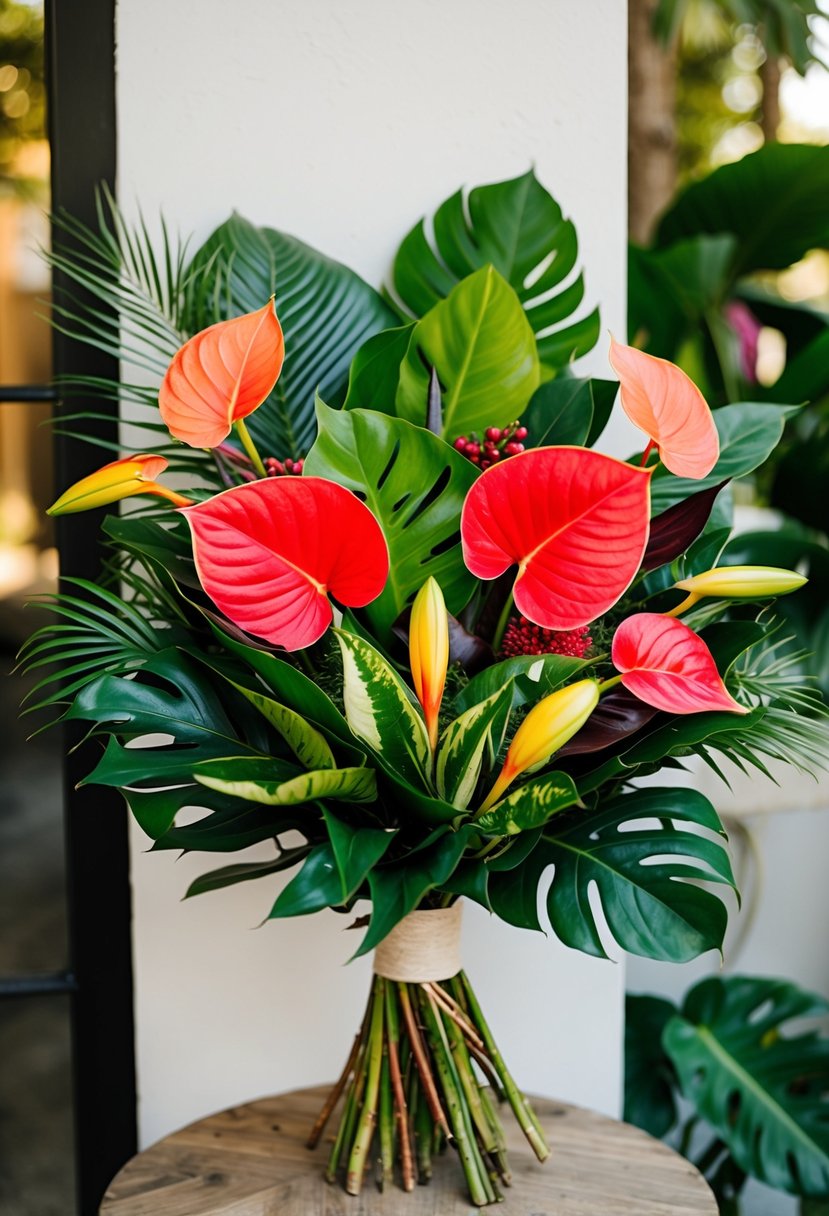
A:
185;212;397;456
216;675;335;771
523;376;616;448
390;169;600;369
334;628;430;790
126;784;243;842
665;975;829;1195
185;848;311;898
194;756;377;806
343;324;414;412
268;842;343;918
649;401;803;514
305;403;477;642
355;826;474;956
395;266;540;438
151;800;315;853
490;787;735;961
624;994;679;1139
454;653;589;714
436;681;513;809
323;807;397;903
204;616;353;745
475;771;580;836
657;144;829;277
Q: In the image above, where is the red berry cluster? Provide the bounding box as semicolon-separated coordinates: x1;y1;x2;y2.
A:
453;422;528;470
266;456;304;476
500;615;592;660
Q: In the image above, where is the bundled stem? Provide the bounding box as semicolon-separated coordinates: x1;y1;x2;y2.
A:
309;970;549;1203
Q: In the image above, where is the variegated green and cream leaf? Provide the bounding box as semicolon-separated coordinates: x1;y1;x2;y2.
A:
194;756;377;806
436;681;514;809
475;771;580;836
334;628;431;789
224;678;336;771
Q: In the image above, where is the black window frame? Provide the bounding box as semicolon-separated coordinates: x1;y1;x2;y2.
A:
0;2;137;1212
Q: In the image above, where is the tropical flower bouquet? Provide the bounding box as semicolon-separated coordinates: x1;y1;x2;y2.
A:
24;173;828;1204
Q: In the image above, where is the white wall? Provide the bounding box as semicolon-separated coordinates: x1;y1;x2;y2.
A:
116;0;630;1147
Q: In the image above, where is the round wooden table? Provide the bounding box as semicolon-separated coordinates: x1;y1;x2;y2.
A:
100;1085;717;1215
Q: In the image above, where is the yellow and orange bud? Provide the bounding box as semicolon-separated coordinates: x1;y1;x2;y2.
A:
675;565;807;600
478;678;599;813
47;454;192;516
409;576;449;751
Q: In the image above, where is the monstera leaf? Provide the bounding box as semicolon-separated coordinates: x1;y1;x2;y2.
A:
664;976;829;1196
305;402;477;642
390;169;600;369
489;787;735;962
184;212;397;456
395;267;540;438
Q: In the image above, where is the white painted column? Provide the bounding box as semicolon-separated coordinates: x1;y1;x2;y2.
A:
116;0;630;1146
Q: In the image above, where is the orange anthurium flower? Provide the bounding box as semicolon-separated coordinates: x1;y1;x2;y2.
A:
478;679;599;813
609;337;719;480
159;300;284;449
409;577;449;751
46;454;192;515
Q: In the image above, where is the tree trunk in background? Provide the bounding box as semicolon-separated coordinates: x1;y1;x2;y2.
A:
760;53;782;142
628;0;678;245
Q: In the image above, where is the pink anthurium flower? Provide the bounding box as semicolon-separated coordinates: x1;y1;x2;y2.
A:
608;337;719;479
183;476;389;652
409;577;449;752
47;454;192;515
461;446;652;631
611;613;747;715
159;300;284;449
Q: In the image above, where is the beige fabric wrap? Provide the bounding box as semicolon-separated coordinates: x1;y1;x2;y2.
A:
372;902;463;982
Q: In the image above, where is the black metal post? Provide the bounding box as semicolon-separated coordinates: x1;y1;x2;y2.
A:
45;1;138;1212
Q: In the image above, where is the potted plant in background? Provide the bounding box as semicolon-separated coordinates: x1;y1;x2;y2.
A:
20;171;828;1203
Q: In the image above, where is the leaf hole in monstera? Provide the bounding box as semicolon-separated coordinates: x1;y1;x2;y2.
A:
392;493;411;514
404;467;453;526
376;439;401;491
428;531;460;560
746;998;775;1026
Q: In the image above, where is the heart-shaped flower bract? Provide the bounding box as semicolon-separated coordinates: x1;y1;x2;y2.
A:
609;337;719;479
461;446;652;630
159;300;284;448
183;477;389;651
611;613;747;715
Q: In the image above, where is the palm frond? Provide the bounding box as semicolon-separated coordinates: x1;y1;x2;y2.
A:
16;577;189;723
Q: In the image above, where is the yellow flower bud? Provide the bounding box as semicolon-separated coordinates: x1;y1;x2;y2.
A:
47;454;192;515
478;679;599;813
675;565;807;601
409;576;449;751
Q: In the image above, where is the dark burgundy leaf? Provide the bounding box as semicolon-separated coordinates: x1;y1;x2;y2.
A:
558;688;660;756
642;480;729;571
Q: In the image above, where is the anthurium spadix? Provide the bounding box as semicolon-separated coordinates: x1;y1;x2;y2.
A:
670;564;808;616
611;613;747;715
608;337;719;480
409;577;449;751
159;300;284;449
478;679;600;813
47;454;192;514
461;447;651;630
183;477;389;651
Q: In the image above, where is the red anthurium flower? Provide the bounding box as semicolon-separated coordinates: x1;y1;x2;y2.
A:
159;301;284;448
183;477;389;651
608;337;719;479
461;447;652;630
611;613;747;715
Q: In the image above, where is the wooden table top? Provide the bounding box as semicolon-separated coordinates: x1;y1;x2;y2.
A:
100;1085;717;1215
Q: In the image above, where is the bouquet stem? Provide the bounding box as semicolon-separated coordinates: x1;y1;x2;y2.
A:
309;969;549;1204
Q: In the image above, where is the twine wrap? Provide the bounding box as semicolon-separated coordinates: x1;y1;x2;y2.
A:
373;902;463;982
